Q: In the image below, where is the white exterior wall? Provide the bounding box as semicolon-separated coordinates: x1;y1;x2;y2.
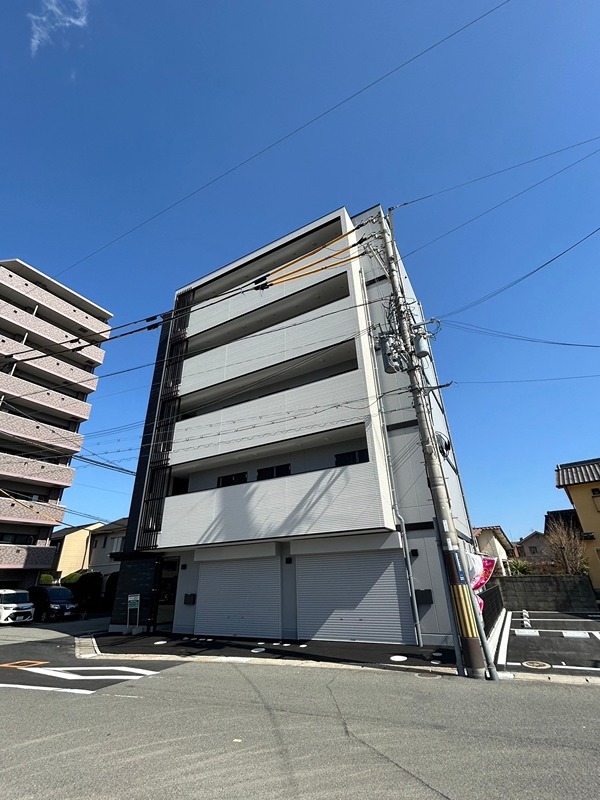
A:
171;370;368;464
179;298;356;396
161;462;394;548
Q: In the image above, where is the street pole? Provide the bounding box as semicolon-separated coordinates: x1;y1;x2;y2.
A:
379;209;488;679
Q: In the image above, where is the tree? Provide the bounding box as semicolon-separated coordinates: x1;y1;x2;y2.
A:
544;518;588;575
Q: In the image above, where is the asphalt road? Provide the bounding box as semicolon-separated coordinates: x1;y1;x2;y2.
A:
505;611;600;676
0;620;172;695
1;623;600;799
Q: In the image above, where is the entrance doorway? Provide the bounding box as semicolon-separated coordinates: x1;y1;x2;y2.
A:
156;558;179;630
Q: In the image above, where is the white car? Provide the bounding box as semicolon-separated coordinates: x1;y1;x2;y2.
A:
0;589;35;624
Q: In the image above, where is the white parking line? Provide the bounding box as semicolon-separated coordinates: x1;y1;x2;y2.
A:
21;666;157;681
0;683;93;694
551;665;600;672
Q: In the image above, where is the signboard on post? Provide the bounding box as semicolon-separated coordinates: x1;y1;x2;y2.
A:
127;593;141;630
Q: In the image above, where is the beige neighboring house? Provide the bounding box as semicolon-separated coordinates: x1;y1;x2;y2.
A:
88;518;127;590
556;458;600;594
514;530;549;564
51;522;103;579
473;526;513;575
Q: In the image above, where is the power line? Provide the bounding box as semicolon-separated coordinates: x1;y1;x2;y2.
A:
391;133;600;208
443;320;600;349
455;373;600;386
52;1;511;277
438;223;600;318
5;232;367;367
401;146;600;259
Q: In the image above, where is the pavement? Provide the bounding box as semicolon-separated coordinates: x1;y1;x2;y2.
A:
497;609;600;679
92;630;458;672
2;654;599;799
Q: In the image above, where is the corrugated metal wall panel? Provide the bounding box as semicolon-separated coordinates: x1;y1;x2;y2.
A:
170;369;367;464
180;300;356;396
194;557;281;638
160;462;389;548
296;551;416;644
186;262;349;339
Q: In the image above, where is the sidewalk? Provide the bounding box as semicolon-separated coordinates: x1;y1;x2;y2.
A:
92;630;457;672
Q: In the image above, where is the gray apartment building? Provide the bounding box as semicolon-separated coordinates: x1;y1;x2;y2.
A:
0;258;111;588
111;206;473;647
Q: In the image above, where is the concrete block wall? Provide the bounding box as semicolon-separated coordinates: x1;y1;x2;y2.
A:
491;575;598;612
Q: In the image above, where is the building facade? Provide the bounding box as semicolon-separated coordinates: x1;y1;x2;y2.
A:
473;526;513;575
111;206;474;646
556;458;600;594
0;258;111;588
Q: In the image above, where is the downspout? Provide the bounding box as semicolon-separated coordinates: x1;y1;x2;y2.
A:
361;264;423;647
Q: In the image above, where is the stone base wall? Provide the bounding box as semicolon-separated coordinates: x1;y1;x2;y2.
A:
491;575;598;612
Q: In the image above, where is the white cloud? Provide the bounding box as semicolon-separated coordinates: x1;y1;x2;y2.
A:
28;0;89;56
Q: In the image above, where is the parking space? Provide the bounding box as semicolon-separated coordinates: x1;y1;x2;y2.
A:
501;610;600;676
0;619;169;695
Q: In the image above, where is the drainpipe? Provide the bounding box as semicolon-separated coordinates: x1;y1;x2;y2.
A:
361;268;423;647
396;514;423;647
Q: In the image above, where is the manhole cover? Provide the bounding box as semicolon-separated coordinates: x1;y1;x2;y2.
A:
522;660;551;670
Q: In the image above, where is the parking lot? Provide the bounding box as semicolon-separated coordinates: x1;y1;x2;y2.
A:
500;609;600;676
0;618;170;696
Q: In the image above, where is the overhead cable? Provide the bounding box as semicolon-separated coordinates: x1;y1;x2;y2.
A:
52;2;510;276
438;223;600;318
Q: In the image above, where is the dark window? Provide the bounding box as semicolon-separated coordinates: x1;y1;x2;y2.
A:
102;536;108;548
217;472;248;488
257;463;291;481
172;476;190;495
334;448;369;467
529;546;538;554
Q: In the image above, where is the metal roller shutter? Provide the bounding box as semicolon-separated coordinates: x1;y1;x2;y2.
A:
296;551;415;644
194;557;281;638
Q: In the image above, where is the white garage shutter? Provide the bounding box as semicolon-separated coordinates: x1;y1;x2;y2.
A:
296;551;415;644
194;557;281;638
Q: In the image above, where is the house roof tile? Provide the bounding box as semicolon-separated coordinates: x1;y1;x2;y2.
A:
556;459;600;487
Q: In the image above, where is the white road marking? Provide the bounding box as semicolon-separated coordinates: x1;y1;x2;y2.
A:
551;664;600;672
496;611;512;669
590;632;600;642
0;683;93;694
21;666;157;681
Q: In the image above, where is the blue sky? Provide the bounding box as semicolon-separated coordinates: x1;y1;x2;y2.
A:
1;1;599;541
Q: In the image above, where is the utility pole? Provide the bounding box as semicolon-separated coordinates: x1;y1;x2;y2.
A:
379;209;491;679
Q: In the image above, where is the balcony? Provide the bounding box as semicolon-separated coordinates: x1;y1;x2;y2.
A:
0;372;91;421
170;369;369;465
159;461;395;549
0;335;98;394
0;300;105;367
0;497;65;526
0;409;83;453
0;453;74;487
0;264;110;340
180;299;357;397
186;257;353;341
0;543;57;570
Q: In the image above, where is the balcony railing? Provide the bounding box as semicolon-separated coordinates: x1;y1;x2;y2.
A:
0;372;91;421
1;264;110;340
0;300;105;366
0;452;75;487
0;543;57;570
0;497;65;526
0;409;83;453
159;462;394;549
0;336;98;394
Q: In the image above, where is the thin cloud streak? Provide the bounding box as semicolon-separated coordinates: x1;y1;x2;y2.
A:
28;0;89;56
